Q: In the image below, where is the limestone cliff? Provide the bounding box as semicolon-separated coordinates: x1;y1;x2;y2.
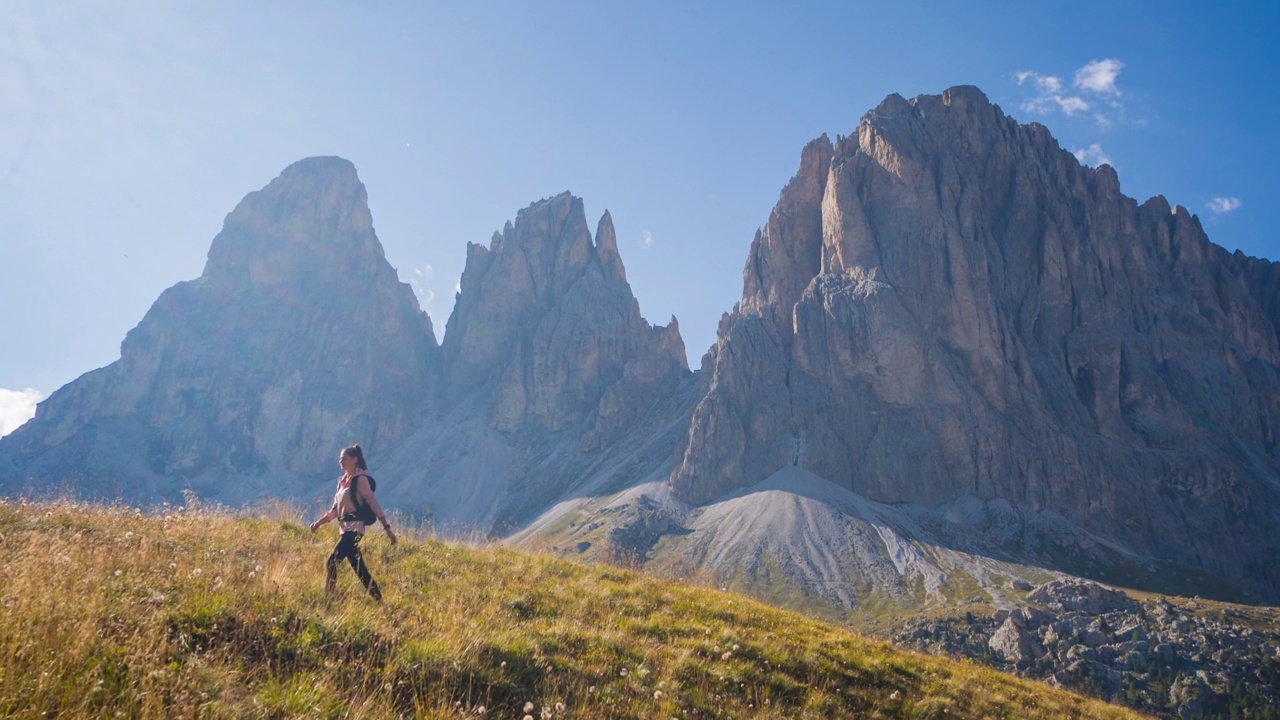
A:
0;157;438;499
441;193;688;444
671;86;1280;601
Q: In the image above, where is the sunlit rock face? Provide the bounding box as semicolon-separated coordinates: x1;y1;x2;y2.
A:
672;86;1280;601
441;192;687;444
1;157;439;497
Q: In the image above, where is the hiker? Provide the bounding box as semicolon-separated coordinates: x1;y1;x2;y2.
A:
309;443;397;601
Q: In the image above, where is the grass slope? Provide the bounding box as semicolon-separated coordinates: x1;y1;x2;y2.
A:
0;500;1142;719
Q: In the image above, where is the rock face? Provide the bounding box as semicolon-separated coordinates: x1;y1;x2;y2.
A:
897;580;1280;718
441;192;688;443
0;157;438;499
362;193;695;532
671;86;1280;601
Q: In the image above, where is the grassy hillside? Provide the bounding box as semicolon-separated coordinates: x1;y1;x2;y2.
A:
0;500;1142;719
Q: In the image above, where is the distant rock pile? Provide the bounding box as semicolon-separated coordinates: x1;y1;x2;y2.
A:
895;579;1280;718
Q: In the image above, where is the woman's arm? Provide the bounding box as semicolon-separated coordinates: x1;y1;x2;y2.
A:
309;505;338;532
355;475;397;544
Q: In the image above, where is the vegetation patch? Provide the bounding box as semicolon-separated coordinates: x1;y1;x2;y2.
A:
0;499;1141;718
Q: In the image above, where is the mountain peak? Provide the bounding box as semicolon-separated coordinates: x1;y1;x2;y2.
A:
203;156;385;290
673;85;1280;603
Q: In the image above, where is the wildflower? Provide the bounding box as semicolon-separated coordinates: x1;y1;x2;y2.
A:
541;707;552;720
619;668;629;677
475;706;486;716
524;702;534;713
169;563;176;571
588;686;596;693
522;716;533;720
890;690;901;701
384;683;392;691
192;568;203;577
555;702;565;712
732;644;739;651
654;690;664;700
114;570;122;577
721;651;732;661
248;571;256;579
124;532;134;540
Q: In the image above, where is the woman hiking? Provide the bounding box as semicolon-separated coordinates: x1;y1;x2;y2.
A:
309;444;397;601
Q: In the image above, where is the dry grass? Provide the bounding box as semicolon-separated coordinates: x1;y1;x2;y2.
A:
0;499;1143;719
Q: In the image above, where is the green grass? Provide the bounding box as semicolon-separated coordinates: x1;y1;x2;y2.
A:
0;499;1143;719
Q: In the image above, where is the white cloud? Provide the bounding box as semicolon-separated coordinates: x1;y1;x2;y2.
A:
0;387;42;437
1073;143;1112;167
407;263;435;308
1015;71;1062;95
1015;70;1089;116
1015;60;1128;129
641;230;653;250
1074;59;1124;95
1206;196;1242;215
1056;96;1089;115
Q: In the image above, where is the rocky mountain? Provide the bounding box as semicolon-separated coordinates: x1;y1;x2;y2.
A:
0;157;439;501
440;193;688;445
375;192;694;532
665;86;1280;603
4;86;1280;627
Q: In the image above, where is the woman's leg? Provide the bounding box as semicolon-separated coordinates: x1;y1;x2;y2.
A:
326;532;357;593
344;533;382;601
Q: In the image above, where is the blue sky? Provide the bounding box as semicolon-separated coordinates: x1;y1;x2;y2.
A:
1;1;1277;433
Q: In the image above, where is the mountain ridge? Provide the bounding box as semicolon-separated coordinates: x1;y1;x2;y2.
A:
3;86;1279;614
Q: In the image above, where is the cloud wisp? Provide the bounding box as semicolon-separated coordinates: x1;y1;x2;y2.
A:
409;263;435;308
0;387;42;437
1206;196;1243;216
1074;59;1124;95
641;230;653;250
1015;71;1089;116
1073;143;1112;167
1014;59;1126;129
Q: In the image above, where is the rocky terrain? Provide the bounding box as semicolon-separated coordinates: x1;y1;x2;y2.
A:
895;579;1280;718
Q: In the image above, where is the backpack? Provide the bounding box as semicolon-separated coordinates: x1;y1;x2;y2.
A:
346;473;379;525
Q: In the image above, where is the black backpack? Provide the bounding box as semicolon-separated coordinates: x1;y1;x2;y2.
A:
344;473;379;525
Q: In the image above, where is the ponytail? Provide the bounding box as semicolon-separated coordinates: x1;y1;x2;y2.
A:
341;444;368;471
